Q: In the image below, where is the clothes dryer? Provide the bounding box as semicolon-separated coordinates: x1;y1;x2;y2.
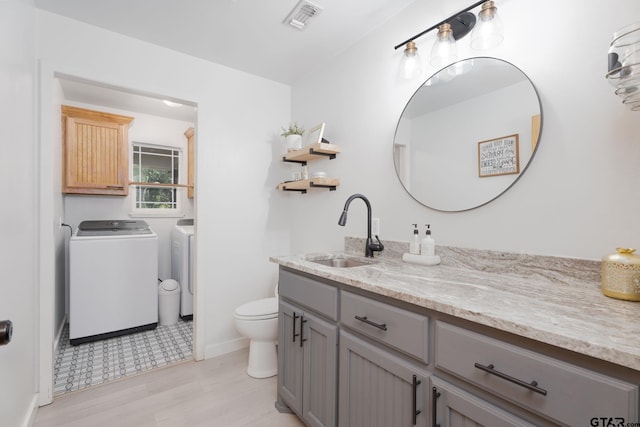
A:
171;219;194;319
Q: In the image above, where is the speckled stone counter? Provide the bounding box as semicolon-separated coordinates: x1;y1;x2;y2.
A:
270;238;640;371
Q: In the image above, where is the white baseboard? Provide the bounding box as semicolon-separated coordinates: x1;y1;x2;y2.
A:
23;394;39;427
204;337;249;360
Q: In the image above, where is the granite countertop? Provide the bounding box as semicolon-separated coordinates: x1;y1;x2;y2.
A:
270;238;640;371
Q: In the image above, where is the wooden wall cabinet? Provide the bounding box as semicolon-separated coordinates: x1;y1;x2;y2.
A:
62;105;134;196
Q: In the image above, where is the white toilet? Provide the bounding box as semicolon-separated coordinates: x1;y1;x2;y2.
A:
234;296;278;378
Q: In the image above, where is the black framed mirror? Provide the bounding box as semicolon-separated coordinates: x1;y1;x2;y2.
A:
393;57;542;211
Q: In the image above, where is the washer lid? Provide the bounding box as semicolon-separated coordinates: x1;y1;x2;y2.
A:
77;220;152;236
234;297;278;317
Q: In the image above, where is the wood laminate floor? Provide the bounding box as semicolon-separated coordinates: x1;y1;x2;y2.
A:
33;348;305;427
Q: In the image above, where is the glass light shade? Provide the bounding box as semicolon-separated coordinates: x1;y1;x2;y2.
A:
470;1;504;50
606;22;640;88
430;23;457;67
399;41;423;79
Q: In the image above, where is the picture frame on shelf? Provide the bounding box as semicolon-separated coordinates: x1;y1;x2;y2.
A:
306;123;326;145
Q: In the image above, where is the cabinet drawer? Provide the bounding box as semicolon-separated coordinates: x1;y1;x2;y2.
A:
279;269;338;320
435;322;638;426
341;291;429;363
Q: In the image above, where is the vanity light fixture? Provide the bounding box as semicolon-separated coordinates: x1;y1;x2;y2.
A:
394;0;504;77
470;1;504;50
399;41;423;79
430;23;457;67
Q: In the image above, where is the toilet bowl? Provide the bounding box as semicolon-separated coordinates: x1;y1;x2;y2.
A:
234;297;278;378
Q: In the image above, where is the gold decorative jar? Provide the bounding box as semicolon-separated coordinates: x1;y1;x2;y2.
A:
601;248;640;301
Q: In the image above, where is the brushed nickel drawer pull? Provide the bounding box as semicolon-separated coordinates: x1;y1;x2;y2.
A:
354;315;387;331
474;362;548;396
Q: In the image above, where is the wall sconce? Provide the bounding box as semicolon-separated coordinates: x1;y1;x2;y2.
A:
395;0;504;78
606;22;640;111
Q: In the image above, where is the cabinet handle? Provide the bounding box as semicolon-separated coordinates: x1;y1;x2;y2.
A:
474;362;547;396
292;312;299;343
354;315;387;331
299;316;307;348
432;387;441;427
0;320;13;346
412;375;422;425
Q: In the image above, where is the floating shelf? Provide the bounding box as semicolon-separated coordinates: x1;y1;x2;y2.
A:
277;177;340;194
282;142;341;165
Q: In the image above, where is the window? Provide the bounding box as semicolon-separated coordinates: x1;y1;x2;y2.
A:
132;144;181;210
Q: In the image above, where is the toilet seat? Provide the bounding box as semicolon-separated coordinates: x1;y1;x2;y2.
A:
234;297;278;321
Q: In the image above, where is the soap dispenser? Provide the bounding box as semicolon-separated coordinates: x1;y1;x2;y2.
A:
409;224;420;255
421;224;435;257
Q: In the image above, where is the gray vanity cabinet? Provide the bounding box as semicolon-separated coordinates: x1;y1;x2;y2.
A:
338;290;431;427
275;266;640;427
339;331;430;427
278;300;304;415
435;321;639;426
431;377;536;427
278;269;339;427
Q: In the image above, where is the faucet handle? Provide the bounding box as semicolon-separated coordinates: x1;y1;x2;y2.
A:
370;235;384;252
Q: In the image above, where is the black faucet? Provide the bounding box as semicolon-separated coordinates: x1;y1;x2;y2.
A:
338;193;384;258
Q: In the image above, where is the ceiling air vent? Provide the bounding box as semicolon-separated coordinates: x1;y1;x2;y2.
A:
283;0;323;30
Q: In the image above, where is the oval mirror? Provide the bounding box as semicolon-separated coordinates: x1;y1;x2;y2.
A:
393;57;542;211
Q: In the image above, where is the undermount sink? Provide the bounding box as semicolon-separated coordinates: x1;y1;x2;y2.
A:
309;256;376;268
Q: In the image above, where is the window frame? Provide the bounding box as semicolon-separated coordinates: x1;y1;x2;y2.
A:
130;142;183;215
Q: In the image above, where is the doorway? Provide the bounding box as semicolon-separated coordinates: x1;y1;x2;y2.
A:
38;67;201;404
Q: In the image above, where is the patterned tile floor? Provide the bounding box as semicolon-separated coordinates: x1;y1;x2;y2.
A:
54;319;193;395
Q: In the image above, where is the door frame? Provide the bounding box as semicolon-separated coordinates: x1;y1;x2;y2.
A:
37;61;204;405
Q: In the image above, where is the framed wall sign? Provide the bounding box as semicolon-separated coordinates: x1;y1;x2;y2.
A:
478;134;520;178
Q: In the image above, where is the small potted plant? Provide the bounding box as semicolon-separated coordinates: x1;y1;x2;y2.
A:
281;122;305;153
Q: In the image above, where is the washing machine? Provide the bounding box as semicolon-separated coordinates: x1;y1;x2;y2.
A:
69;220;158;345
171;219;194;320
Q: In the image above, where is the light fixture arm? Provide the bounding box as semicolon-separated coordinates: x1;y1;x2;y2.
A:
393;0;487;50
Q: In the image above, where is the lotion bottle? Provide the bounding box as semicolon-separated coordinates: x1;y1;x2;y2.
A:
421;224;435;257
409;224;420;255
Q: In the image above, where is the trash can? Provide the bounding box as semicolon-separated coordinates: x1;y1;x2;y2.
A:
158;279;180;326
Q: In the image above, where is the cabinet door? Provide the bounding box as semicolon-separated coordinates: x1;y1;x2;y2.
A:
431;377;536;427
62;105;133;195
302;312;337;427
339;331;430;427
278;300;304;415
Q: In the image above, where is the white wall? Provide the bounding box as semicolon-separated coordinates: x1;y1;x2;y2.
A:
37;10;292;363
290;0;640;260
0;0;39;425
